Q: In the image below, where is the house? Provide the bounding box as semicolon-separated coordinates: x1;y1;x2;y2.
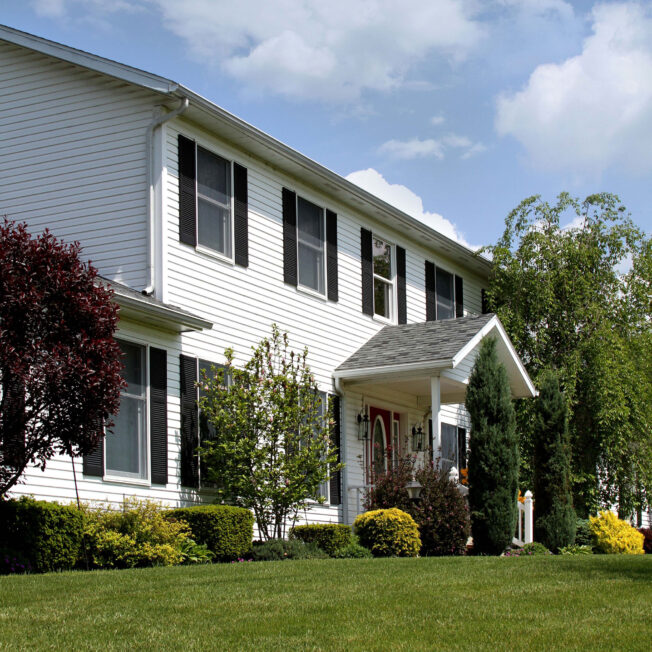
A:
0;25;536;527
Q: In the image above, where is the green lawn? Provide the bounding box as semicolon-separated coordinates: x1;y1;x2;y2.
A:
1;556;650;651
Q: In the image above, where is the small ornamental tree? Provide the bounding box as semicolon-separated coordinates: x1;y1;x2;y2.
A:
533;370;577;551
0;219;124;497
199;325;341;540
466;337;519;554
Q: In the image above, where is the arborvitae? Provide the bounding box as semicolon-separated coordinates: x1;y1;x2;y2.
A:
466;337;518;554
533;370;576;550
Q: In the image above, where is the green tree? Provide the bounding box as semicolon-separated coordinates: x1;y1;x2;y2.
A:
198;325;341;541
466;337;519;554
484;193;651;517
533;370;576;551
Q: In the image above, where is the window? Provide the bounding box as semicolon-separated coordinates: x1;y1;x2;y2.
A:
297;196;326;294
196;145;232;258
436;267;454;320
373;237;395;319
440;423;467;473
105;340;148;480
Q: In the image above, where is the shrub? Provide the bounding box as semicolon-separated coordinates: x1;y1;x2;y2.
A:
363;457;413;512
249;539;328;561
85;499;190;569
589;511;644;555
504;542;552;557
559;544;593;555
574;519;593;547
411;465;470;556
331;541;374;559
0;497;85;573
638;528;652;554
289;524;352;556
179;539;215;564
354;508;420;557
166;505;253;562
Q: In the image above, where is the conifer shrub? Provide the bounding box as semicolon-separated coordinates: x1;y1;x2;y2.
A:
532;371;577;551
166;505;254;561
354;508;420;557
249;539;328;561
289;524;352;556
0;496;86;573
589;511;644;554
466;337;519;555
574;519;593;546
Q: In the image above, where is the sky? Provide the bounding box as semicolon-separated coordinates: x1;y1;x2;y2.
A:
2;0;652;250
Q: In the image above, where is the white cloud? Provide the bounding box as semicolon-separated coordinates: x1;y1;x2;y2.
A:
495;2;652;175
496;0;574;20
379;133;485;160
31;0;67;16
150;0;483;102
430;114;445;126
346;168;479;249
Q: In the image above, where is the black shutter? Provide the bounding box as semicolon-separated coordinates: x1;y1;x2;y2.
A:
481;289;489;314
326;209;339;302
178;134;197;246
428;419;434;463
180;355;199;488
361;227;373;315
425;260;436;321
458;427;467;470
233;162;248;267
455;275;464;318
329;394;342;506
396;245;407;324
149;347;168;485
83;428;104;477
282;188;297;286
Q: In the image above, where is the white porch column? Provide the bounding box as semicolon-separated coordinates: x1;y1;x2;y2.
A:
430;374;441;466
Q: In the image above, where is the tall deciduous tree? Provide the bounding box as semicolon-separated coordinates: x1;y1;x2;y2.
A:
484;193;651;517
199;325;341;540
0;219;124;497
533;370;576;551
466;337;518;555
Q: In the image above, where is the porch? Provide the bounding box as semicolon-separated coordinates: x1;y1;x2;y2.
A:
332;314;536;525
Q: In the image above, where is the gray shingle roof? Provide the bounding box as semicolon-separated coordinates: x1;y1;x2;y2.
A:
336;314;495;372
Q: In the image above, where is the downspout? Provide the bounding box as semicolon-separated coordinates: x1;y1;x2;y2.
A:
142;97;189;296
334;376;349;525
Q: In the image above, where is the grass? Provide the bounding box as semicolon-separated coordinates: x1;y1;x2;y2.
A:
0;556;650;651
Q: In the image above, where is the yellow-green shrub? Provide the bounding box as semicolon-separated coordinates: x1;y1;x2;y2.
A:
84;499;190;568
354;508;420;557
589;511;644;555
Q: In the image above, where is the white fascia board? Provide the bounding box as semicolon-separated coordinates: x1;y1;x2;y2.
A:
333;359;453;382
0;24;178;94
114;292;212;333
452;315;536;398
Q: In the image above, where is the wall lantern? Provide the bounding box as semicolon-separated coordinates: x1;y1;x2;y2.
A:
411;425;424;452
406;481;422;501
357;409;370;441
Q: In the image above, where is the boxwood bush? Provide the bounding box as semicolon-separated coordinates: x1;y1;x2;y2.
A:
166;505;253;561
354;508;420;557
289;524;352;556
250;538;328;561
0;496;86;573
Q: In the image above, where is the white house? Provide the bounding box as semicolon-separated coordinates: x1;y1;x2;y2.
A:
0;25;536;526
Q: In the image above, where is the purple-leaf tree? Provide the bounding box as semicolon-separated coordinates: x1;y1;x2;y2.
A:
0;219;124;497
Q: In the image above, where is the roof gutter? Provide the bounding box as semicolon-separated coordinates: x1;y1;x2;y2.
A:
143;97;189;296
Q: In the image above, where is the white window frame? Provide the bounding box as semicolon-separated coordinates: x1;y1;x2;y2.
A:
372;234;396;323
295;194;327;298
194;143;235;264
104;337;150;486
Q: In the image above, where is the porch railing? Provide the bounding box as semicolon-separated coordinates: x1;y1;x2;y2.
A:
513;490;534;546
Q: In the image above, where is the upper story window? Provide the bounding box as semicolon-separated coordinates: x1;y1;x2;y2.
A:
436;266;454;320
425;261;464;321
178;134;249;267
196;146;232;258
297;196;325;295
373;237;395;320
105;340;148;480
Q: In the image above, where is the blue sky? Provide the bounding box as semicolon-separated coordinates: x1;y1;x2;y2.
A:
3;0;652;249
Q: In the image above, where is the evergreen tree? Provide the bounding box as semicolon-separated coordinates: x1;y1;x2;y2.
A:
533;370;577;550
466;337;518;554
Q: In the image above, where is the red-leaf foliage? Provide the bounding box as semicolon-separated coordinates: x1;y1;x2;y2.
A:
0;219;124;496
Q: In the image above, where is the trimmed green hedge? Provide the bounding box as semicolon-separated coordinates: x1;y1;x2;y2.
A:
0;497;86;573
289;524;352;556
166;505;253;561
